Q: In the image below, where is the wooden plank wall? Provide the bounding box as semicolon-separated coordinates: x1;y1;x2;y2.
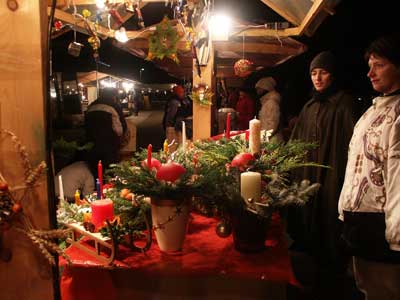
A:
192;46;214;141
0;1;54;300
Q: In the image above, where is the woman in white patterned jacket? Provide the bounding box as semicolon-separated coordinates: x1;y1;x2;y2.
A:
339;33;400;300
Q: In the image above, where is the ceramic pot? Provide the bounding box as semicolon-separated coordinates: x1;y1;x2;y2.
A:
151;198;190;252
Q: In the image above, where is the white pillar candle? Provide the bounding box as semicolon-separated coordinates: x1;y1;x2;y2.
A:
182;121;186;152
240;171;261;202
249;118;261;154
58;175;64;201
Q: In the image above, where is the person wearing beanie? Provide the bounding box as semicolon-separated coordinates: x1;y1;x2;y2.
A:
287;51;358;299
255;76;282;140
162;85;192;150
339;33;400;300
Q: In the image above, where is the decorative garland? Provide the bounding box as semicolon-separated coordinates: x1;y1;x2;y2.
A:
191;84;213;106
147;16;180;63
0;129;70;265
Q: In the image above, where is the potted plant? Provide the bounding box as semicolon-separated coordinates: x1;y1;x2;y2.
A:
185;135;324;252
109;147;203;252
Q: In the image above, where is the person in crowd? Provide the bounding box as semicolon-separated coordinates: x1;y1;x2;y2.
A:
235;88;255;130
163;85;192;145
227;87;240;109
255;76;282;140
287;51;358;298
339;33;400;300
54;160;94;202
85;88;129;177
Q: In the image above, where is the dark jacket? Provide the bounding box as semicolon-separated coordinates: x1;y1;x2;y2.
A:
85;97;128;177
287;87;357;264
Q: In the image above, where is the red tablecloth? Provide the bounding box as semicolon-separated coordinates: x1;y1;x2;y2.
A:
60;213;297;300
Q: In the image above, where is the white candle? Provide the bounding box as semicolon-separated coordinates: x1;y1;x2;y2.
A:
240;171;261;202
249;118;261;154
58;175;64;201
182;121;186;152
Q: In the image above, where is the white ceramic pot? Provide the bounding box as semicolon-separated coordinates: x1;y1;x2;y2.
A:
151;198;190;252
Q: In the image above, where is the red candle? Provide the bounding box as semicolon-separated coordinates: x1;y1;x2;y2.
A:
98;160;103;198
226;113;231;139
91;199;114;229
147;144;152;169
245;129;250;141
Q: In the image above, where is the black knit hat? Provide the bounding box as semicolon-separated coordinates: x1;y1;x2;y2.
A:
309;51;336;74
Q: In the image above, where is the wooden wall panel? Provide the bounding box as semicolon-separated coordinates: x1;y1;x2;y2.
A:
0;1;54;300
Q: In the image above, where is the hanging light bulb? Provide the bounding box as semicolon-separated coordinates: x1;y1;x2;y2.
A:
115;27;129;43
96;0;105;9
209;14;231;41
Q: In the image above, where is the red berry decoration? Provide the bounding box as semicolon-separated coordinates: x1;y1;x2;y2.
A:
54;20;63;30
156;162;186;183
231;153;255;169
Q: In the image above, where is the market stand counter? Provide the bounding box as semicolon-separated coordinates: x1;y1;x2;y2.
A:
60;213;297;300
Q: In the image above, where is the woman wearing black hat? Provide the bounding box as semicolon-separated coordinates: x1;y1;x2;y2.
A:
287;51;358;299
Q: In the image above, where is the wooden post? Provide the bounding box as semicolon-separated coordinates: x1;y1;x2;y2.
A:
0;2;54;300
192;44;215;141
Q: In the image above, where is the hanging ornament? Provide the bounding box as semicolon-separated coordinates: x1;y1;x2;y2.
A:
191;84;213;106
215;219;232;238
135;5;145;29
234;59;254;78
54;20;63;31
109;8;124;27
147;16;180;63
82;9;92;18
88;36;101;51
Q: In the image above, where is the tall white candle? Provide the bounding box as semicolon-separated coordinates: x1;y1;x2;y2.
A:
240;171;261;202
58;175;64;201
182;121;186;152
249;118;261;154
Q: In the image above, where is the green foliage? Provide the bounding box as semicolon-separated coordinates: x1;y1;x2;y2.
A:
146;16;180;63
52;137;93;158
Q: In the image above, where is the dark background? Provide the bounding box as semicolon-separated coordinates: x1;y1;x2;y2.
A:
52;0;399;116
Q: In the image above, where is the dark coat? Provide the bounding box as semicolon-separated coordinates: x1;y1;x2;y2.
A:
287;88;357;264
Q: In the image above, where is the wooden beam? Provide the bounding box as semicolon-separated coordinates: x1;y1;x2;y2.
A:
232;27;300;38
295;0;326;36
259;0;301;26
68;0;165;4
193;47;214;140
213;41;304;56
49;8;111;38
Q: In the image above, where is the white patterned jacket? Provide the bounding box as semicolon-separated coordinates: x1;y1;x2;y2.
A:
339;92;400;251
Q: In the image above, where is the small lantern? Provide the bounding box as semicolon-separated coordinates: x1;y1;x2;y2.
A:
68;41;84;57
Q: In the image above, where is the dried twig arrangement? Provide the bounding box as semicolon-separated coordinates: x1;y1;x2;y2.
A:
0;129;70;265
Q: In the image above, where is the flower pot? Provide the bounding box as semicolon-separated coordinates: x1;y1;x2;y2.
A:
150;198;190;252
231;208;271;253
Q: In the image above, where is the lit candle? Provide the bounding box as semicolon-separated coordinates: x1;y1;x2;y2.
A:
96;178;101;199
74;190;81;205
98;160;103;198
249;118;261;154
163;139;169;154
240;171;261;202
182;121;186;152
147;144;152;168
91;199;114;229
58;175;64;201
225;113;231;139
